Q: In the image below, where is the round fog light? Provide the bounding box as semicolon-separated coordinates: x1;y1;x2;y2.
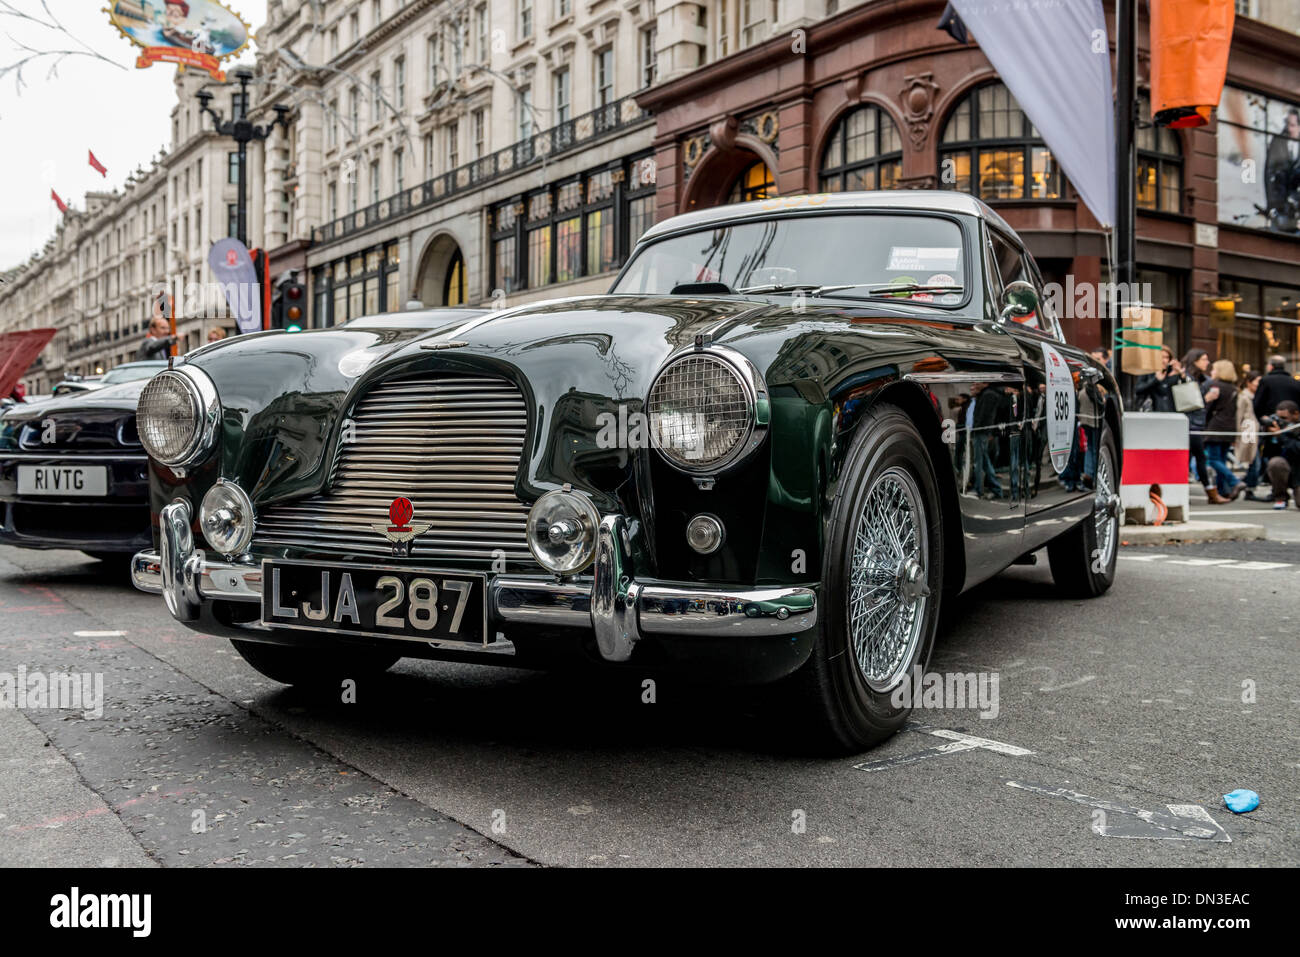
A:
527;488;600;575
199;480;255;557
685;514;724;555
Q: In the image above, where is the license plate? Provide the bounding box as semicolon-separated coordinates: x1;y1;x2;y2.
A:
260;560;488;645
17;464;108;496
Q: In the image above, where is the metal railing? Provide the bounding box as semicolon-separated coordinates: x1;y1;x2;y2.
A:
313;95;651;246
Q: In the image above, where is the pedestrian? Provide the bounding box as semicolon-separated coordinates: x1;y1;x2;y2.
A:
1203;359;1246;502
207;326;227;343
136;314;177;361
1135;345;1185;412
1253;355;1300;418
1181;348;1219;501
1262;400;1300;509
1238;370;1263;499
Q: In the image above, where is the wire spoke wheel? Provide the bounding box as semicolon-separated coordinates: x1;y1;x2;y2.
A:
847;466;930;692
1093;446;1118;569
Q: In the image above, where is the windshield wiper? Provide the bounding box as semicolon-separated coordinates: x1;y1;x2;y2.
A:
811;283;965;298
735;282;825;294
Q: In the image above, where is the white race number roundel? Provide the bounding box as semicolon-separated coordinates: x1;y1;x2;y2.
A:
1042;343;1076;474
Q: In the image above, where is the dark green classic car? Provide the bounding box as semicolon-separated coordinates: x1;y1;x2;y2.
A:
131;191;1121;753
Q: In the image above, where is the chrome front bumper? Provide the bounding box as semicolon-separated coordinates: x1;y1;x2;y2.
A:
133;504;817;663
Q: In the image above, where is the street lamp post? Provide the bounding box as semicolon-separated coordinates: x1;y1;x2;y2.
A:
196;67;290;248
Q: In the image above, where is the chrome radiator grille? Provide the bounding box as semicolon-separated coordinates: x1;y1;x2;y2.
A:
255;372;534;566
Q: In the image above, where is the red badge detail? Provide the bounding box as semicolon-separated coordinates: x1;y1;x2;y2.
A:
226;249;238;267
389;496;414;531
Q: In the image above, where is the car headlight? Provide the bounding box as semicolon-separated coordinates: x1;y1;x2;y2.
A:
136;366;220;467
200;480;255;556
646;347;769;474
527;487;600;575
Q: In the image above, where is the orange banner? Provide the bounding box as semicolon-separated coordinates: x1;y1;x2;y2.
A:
1149;0;1235;128
136;46;225;81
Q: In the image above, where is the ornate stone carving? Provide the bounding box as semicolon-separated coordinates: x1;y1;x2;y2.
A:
900;73;941;151
709;115;739;151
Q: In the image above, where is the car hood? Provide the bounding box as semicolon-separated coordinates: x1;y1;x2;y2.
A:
2;379;148;423
181;294;977;506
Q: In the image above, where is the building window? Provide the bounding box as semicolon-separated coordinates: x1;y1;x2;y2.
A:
554;67;571;124
349;171;359;212
226;204;238;237
640;27;657;88
1136;94;1182;214
372;0;381;26
556;0;571;17
349;11;359;41
370;71;382;123
728;161;775;203
369;159;381;204
453;20;465;76
819;104;903;192
349;87;360;134
328;99;339;147
594;49;614;107
716;0;729;57
393;148;404;192
423;132;434;179
939;81;1063;200
519;0;532;40
395;56;406;110
518;86;533;140
322;243;400;325
740;0;767;47
472;108;486;158
227;152;240;184
446;121;459;169
330;27;339;57
475;4;488;61
428;34;441;88
328;182;338;220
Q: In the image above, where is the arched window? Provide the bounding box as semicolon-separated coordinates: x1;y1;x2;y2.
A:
1137;92;1182;213
819;104;903;192
939;82;1062;200
728;160;776;203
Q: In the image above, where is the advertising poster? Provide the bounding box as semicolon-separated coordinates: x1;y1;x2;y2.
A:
107;0;251;81
1218;86;1300;235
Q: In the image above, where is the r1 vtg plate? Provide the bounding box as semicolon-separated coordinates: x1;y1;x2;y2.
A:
261;560;488;645
18;464;108;496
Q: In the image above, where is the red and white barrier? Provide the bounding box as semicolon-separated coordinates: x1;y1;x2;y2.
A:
1121;412;1189;524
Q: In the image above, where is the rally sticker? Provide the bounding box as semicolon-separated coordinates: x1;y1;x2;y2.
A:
1042;342;1075;473
888;247;961;272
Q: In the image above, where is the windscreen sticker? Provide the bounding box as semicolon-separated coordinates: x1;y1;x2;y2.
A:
888;247;961;272
1042;342;1076;473
926;273;956;288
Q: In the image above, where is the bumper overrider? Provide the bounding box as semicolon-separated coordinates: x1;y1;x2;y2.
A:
132;501;818;664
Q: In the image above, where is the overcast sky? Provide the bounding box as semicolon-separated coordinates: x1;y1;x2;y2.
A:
0;0;266;271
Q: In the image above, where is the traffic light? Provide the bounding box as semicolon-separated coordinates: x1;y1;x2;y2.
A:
271;273;306;331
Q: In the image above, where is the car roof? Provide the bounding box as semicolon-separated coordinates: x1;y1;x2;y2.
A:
637;190;1014;243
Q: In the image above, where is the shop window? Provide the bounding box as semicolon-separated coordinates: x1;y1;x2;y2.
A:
820;104;903;193
940;82;1063;200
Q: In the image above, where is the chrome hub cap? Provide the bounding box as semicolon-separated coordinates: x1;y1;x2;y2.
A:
847;467;930;691
1093;448;1118;569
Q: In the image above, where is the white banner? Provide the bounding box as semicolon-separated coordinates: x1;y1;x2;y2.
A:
951;0;1116;228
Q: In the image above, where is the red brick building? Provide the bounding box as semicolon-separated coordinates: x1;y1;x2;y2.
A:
638;0;1300;371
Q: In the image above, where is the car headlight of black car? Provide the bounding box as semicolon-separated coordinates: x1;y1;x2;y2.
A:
136;366;220;467
646;346;770;474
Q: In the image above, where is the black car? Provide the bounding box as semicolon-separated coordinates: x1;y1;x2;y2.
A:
0;374;163;565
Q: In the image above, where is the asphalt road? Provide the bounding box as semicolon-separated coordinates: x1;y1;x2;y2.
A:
1;497;1296;867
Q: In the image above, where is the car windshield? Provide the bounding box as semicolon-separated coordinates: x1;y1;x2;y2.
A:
101;364;165;384
612;213;968;303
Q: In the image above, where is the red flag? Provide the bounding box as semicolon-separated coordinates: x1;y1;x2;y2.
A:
51;189;68;214
88;150;107;177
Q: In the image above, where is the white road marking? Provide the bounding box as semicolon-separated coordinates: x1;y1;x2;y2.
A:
1119;555;1295;572
1039;675;1097;693
853;728;1033;772
927;729;1034;756
72;630;126;637
1006;781;1231;842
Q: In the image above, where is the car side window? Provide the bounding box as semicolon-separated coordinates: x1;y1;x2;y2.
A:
1025;255;1065;342
988;230;1040;331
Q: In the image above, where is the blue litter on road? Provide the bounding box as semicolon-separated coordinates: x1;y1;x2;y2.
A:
1223;789;1259;813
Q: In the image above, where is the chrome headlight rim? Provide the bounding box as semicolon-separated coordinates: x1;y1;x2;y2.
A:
526;487;601;576
199;478;256;558
645;344;770;476
137;364;220;468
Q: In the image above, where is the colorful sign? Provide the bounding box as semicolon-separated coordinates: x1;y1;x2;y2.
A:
107;0;250;82
1218;87;1300;236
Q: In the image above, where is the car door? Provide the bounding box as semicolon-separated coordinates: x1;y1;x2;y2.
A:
985;225;1099;550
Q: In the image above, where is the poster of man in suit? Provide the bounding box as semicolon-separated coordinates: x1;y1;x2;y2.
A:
1264;109;1300;233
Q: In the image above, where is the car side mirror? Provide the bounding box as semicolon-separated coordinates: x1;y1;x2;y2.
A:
999;280;1038;323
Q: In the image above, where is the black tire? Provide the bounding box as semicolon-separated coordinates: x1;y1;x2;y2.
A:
1047;428;1119;597
779;403;945;755
230;639;401;687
